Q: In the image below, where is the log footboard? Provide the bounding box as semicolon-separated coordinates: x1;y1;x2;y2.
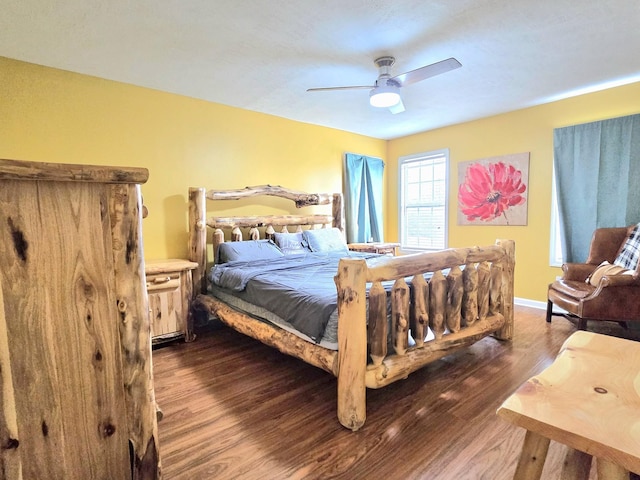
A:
334;239;515;430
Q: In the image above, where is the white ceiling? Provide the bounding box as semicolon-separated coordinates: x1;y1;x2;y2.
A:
2;0;640;140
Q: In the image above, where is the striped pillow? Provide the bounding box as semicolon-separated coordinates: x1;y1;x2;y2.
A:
614;224;640;271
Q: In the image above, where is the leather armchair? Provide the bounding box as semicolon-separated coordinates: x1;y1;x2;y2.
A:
546;225;640;330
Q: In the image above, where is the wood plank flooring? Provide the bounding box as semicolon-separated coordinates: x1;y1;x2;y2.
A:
152;307;640;479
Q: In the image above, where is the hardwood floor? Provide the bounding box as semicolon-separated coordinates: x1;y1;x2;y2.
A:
152;307;639;479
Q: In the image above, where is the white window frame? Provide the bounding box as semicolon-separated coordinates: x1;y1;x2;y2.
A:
398;149;449;253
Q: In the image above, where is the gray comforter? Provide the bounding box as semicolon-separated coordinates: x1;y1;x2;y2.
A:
209;252;375;342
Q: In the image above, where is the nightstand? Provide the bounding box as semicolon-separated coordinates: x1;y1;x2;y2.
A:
347;242;400;256
145;259;198;344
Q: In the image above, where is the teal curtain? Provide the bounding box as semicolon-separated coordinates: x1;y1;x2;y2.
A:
345;153;385;243
554;113;640;262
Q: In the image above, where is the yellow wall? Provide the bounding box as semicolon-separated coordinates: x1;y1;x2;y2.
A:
0;56;386;260
3;56;640;303
387;82;640;302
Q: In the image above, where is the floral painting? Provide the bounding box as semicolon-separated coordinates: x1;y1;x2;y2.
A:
457;152;529;226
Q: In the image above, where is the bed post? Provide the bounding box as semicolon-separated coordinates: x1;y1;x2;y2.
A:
494;239;515;340
334;257;368;431
189;187;207;294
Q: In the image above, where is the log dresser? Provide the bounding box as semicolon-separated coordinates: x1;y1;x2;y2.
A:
145;259;198;344
0;159;160;479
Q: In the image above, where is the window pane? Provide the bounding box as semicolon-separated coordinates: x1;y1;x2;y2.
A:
433;179;446;199
406;183;420;203
420;182;433;203
420;165;433;182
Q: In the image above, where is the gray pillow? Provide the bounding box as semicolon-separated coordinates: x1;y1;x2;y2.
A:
302;228;348;253
274;232;310;255
217;240;284;263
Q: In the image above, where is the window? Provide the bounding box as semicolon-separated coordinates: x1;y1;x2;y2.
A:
399;149;448;251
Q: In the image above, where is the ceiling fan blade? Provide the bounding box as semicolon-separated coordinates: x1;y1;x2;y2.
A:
306;85;374;92
388;97;405;114
392;57;462;87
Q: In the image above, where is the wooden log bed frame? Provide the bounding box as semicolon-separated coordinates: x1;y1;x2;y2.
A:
188;185;515;431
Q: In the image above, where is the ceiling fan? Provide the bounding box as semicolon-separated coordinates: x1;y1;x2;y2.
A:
307;56;461;114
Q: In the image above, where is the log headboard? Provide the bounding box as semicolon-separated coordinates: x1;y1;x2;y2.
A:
188;185;344;295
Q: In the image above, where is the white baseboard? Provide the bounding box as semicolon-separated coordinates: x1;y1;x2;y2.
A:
515;297;569;315
514;297;547;310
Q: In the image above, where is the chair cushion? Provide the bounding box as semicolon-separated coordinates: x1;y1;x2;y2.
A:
586;261;633;286
550;280;595;300
614;223;640;270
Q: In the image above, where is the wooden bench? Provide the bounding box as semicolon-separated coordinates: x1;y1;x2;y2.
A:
497;330;640;479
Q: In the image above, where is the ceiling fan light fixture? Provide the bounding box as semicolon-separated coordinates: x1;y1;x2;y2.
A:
369;84;401;108
308;56;461;113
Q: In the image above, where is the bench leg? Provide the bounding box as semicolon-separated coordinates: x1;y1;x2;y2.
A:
514;430;550;480
561;447;592;479
596;458;629;480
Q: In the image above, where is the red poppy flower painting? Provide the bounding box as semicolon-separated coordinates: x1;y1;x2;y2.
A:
457;154;529;225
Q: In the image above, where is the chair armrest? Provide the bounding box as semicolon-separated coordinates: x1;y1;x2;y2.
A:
600;274;640;287
562;263;596;281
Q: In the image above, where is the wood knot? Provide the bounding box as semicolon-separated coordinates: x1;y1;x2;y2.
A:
100;198;108;220
7;217;28;263
338;287;357;304
295;194;319;208
594;387;608;394
3;438;19;450
101;422;116;438
125;234;136;264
